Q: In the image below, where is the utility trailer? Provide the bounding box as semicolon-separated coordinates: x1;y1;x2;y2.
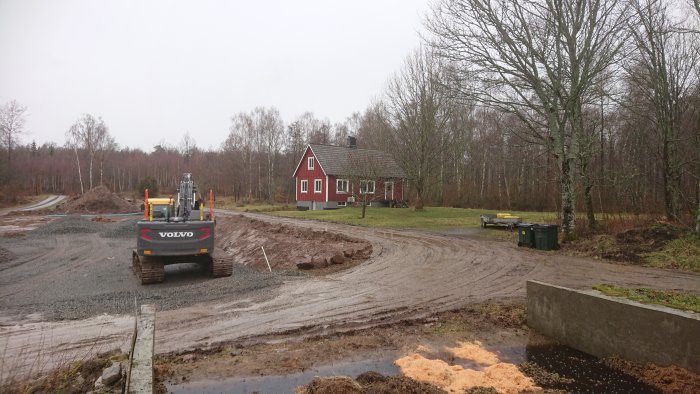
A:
132;173;233;284
479;213;522;229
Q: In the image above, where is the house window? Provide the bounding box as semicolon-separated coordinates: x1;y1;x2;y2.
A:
301;180;308;193
337;201;347;207
360;180;375;194
308;157;315;170
336;179;349;193
314;179;322;193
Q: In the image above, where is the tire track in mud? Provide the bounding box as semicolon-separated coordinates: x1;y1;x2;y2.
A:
2;211;700;379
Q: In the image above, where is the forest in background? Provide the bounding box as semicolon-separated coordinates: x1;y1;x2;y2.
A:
1;0;699;237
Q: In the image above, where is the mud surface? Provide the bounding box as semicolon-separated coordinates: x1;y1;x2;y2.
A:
2;210;700;381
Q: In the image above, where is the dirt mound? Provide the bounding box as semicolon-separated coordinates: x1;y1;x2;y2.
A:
296;376;362;394
602;224;686;263
296;373;446;394
563;223;687;264
57;186;137;214
216;215;372;272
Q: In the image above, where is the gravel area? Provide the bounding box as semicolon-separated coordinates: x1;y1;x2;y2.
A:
0;216;294;321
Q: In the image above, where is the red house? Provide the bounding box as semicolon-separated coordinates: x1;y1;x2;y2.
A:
292;141;407;210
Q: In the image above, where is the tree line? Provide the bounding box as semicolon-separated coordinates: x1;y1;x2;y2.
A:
1;0;698;236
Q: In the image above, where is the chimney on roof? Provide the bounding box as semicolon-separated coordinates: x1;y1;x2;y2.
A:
347;136;357;149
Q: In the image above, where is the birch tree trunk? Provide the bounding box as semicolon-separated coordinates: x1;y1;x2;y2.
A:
73;146;84;195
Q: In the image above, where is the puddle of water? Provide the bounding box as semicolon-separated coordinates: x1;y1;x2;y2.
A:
168;357;400;394
525;344;661;393
169;342;660;394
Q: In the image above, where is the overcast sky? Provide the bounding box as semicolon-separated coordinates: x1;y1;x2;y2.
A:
0;0;430;151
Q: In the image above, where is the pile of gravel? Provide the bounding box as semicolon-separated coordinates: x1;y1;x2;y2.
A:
29;216;139;239
32;215;104;236
101;218;139;238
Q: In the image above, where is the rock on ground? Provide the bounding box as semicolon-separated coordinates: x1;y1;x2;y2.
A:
101;362;122;386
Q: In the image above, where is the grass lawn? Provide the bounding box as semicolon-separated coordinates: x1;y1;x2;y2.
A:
593;284;700;313
267;206;556;230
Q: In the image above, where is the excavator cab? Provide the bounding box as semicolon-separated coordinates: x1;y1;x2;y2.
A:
146;198;174;219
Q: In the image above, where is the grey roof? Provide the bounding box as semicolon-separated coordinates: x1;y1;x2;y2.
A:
309;144;407;178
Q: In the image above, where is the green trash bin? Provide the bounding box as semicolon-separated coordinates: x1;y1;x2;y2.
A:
516;223;536;247
533;224;559;250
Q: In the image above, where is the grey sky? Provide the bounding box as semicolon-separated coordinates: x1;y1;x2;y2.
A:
0;0;429;151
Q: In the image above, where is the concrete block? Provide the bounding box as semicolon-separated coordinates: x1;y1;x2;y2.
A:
129;304;155;394
527;280;700;373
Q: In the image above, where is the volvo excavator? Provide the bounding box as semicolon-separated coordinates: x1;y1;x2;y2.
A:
132;173;233;284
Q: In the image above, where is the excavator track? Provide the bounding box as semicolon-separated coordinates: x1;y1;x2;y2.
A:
132;252;165;284
210;254;233;277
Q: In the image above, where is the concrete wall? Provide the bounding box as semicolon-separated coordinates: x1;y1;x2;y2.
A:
128;304;155;394
527;280;700;373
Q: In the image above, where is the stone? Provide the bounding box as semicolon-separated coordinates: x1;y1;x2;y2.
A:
230;349;242;357
182;354;196;362
330;254;347;265
296;262;315;270
311;256;328;268
101;362;122;386
94;376;103;389
343;250;354;258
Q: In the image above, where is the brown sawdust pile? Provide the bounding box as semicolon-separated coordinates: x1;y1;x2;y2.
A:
395;341;539;394
58;186;137;214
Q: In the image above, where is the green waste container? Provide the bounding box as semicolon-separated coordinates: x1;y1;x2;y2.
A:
516;223;536;247
533;225;559;250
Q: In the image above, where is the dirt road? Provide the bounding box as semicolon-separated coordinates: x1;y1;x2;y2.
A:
1;210;699;379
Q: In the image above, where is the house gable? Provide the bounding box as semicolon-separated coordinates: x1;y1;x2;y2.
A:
292;145;328;178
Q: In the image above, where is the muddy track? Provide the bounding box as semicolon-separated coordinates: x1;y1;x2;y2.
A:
1;210;699;379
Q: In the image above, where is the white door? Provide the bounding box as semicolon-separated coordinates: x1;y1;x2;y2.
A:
385;182;394;200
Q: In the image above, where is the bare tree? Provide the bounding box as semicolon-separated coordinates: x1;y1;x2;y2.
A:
346;150;384;219
625;0;699;220
181;131;196;162
66;114;110;192
97;133;117;186
385;47;456;210
255;107;284;202
0;100;28;180
426;0;627;237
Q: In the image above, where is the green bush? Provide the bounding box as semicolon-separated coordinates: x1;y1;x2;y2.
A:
137;176;158;197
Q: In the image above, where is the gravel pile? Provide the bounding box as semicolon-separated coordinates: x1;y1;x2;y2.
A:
101;218;139;238
31;215;104;235
28;216;138;239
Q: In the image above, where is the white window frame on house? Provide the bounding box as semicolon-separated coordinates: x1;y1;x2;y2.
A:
336;179;349;194
337;201;347;207
360;180;375;194
300;180;308;193
314;179;322;193
308;157;315;170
